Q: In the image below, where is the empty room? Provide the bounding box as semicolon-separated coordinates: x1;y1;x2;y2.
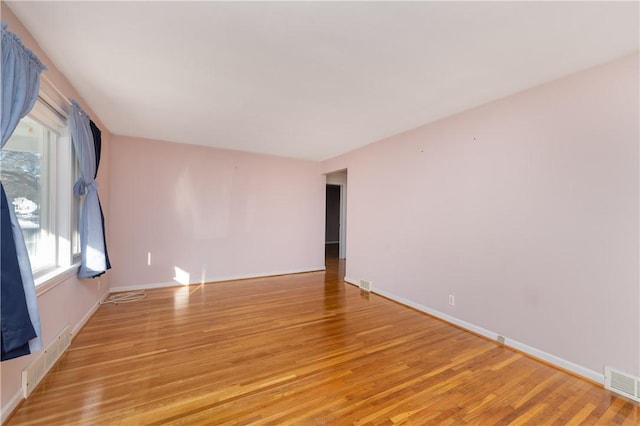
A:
1;1;639;424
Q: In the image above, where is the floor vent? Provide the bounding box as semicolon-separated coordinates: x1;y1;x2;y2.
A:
22;325;71;398
604;366;640;402
359;280;371;292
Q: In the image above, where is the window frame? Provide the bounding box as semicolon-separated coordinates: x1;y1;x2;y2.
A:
1;80;82;295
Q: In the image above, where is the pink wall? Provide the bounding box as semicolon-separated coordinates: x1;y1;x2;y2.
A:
1;3;112;420
2;0;637;416
323;53;640;379
109;136;325;290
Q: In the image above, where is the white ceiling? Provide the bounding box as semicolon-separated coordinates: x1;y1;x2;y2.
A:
7;1;639;161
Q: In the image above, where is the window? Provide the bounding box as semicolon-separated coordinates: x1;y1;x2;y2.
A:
72;153;81;258
1;117;55;273
0;94;78;285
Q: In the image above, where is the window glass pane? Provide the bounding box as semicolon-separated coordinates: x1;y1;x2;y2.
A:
72;154;81;256
0;117;55;272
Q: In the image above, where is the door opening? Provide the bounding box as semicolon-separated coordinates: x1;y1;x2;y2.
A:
325;184;340;260
325;170;347;260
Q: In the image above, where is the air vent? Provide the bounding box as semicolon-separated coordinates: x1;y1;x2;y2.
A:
359;279;371;292
22;325;71;398
604;366;640;402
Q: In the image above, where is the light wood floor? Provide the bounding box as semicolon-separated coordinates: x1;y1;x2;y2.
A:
7;251;639;425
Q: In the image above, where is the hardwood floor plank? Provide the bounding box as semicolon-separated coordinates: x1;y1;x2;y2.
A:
6;257;638;425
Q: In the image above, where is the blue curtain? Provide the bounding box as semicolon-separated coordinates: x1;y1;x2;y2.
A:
1;22;45;361
90;120;111;272
70;101;110;278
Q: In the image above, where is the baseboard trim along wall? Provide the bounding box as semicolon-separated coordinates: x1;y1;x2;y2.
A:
110;266;327;292
343;277;603;385
1;389;23;425
1;291;109;425
72;291;109;337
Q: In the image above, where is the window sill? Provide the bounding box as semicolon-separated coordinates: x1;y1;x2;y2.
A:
35;263;80;297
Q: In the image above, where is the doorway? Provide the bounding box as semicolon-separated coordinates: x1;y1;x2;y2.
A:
325;184;340;260
324;169;347;261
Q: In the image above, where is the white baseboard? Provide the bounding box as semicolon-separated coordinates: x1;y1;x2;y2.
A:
357;285;604;385
71;291;108;337
110;266;327;293
1;290;109;424
109;280;181;292
1;389;23;424
344;277;358;287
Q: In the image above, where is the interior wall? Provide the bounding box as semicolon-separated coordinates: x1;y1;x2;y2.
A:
1;3;112;421
322;53;640;379
108;136;325;290
325;170;347;186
